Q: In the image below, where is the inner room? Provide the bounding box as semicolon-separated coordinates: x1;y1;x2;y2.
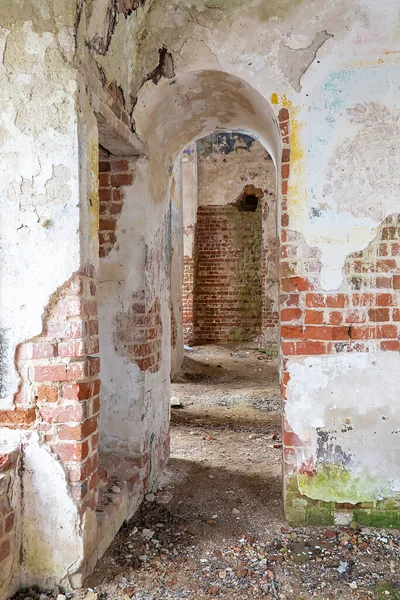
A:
169;130;283;540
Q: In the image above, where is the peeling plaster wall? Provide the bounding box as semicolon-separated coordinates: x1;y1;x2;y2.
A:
0;3;103;592
0;4;80;407
124;0;400;288
92;0;400;517
195;133;279;345
98;157;170;458
286;352;400;503
3;0;400;589
84;0;400;292
20;434;83;589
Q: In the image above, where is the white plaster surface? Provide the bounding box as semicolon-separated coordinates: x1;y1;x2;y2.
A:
286;352;400;498
20;433;82;588
0;20;80;406
127;0;400;290
3;0;400;587
98;157;171;455
182;143;198;260
170;156;184;377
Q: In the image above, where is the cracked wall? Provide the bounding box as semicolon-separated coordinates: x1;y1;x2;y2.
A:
3;0;400;591
125;0;400;526
0;3;80;408
76;0;400;526
1;1;104;593
97;156;170;463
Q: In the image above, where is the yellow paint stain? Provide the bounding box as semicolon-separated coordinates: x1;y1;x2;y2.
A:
287;105;307;222
271;93;307;224
88;138;99;240
270;93;292;108
288;181;307;223
289;108;304;165
345;53;400;70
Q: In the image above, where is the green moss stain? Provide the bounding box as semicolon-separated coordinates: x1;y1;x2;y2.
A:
373;585;400;600
22;520;60;575
226;204;262;342
298;463;383;504
285;472;400;528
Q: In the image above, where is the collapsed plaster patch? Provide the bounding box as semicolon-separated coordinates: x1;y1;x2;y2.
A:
278;30;333;93
129;45;176;111
146;46;175;85
0;17;80;407
86;0;119;55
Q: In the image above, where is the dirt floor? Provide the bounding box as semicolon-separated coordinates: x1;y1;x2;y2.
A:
13;345;400;600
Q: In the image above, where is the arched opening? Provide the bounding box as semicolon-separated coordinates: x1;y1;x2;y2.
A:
92;68;284;576
96;68;282;452
178;131;278;349
167;125;282;538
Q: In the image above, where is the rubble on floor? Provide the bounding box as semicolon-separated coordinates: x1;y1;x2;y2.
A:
10;347;400;599
12;500;400;600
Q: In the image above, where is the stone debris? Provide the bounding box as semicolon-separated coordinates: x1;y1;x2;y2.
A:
171;397;183;408
11;499;400;600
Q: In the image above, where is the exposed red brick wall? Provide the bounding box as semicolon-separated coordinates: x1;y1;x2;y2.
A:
98;158;133;258
106;80;134;130
182;256;194;343
0;448;19;585
280;218;400;357
193;204;262;343
8;265;100;514
113;290;163;373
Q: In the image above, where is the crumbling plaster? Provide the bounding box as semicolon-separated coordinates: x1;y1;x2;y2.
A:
97;156;170;456
81;0;400;292
0;3;103;593
1;3;400;591
196;135;275;208
95;0;400;292
0;6;80;409
88;0;400;509
20;434;83;589
285;352;400;503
